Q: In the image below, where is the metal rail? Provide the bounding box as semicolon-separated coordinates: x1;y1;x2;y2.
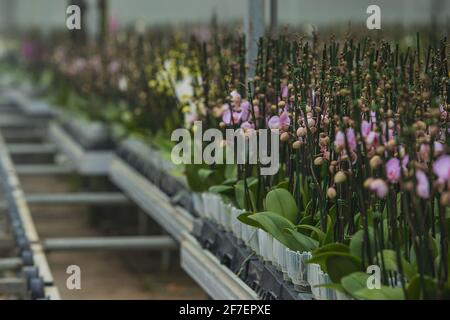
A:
25;192;130;205
6;143;57;155
181;232;259;300
0;133;60;299
15;164;75;175
109;156;193;241
43;236;177;251
48;122;113;175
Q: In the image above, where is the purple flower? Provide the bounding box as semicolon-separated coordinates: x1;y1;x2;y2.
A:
401;154;409;169
108;15;120;34
420;142;445;161
433;155;450;182
416;170;430;199
334;131;345;149
346;128;357;151
108;60;120;74
361;120;371;137
369;179;388;198
239;100;251;122
281;85;289;99
386;158;401;183
334;128;357;151
239;121;255;137
268;111;290;131
21;42;34;59
230;90;242;106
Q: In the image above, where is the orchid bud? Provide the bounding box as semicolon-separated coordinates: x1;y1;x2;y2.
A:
440;191;450;206
296;127;306;137
363;178;374;189
387;139;396;151
280;132;290;142
334;171;347;184
314;157;324;166
376;146;385;155
307;118;316;127
292;140;302;149
370;155;383;169
327;187;337;199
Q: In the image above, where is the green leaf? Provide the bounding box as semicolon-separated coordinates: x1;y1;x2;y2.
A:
353;286;405;300
247;211;297;249
265;188;299;224
323;214;334;245
326;254;362;283
377;250;417;281
313;243;350;255
185;164;224;192
237;212;262;229
271;179;290;190
198;168;214;181
404;274;438;300
427;234;439;260
209;185;234;197
341;272;370;295
297;224;325;244
349;228;375;260
308;251;360;275
224;164;237;180
283;229;319;252
300;178;310;206
234;178;258;210
298;214;314;226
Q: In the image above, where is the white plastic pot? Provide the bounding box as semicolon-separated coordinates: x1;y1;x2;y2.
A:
192;193;204;218
286;249;302;286
258;229;274;262
247;226;259;253
286;250;312;289
219;202;232;231
307;262;322;299
230;207;244;241
271;239;281;269
210;194;221;224
201;193;212;220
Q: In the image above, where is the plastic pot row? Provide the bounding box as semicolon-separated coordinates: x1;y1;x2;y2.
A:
193;192;353;300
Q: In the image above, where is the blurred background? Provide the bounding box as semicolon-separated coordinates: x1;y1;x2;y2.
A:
0;0;448;35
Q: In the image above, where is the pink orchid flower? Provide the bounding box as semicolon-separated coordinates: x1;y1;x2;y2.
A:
268;111;290;131
361;120;372;137
334;128;357;151
419;142;445;161
369;179;388;198
239;121;255;137
415;170;430;199
433;155;450;182
230;90;242;106
281;85;289;99
386;158;401;183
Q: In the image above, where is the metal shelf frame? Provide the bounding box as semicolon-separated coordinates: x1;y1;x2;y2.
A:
49;122;113;175
109;156;260;299
181;233;259;300
109;156;193;242
0;133;60;300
